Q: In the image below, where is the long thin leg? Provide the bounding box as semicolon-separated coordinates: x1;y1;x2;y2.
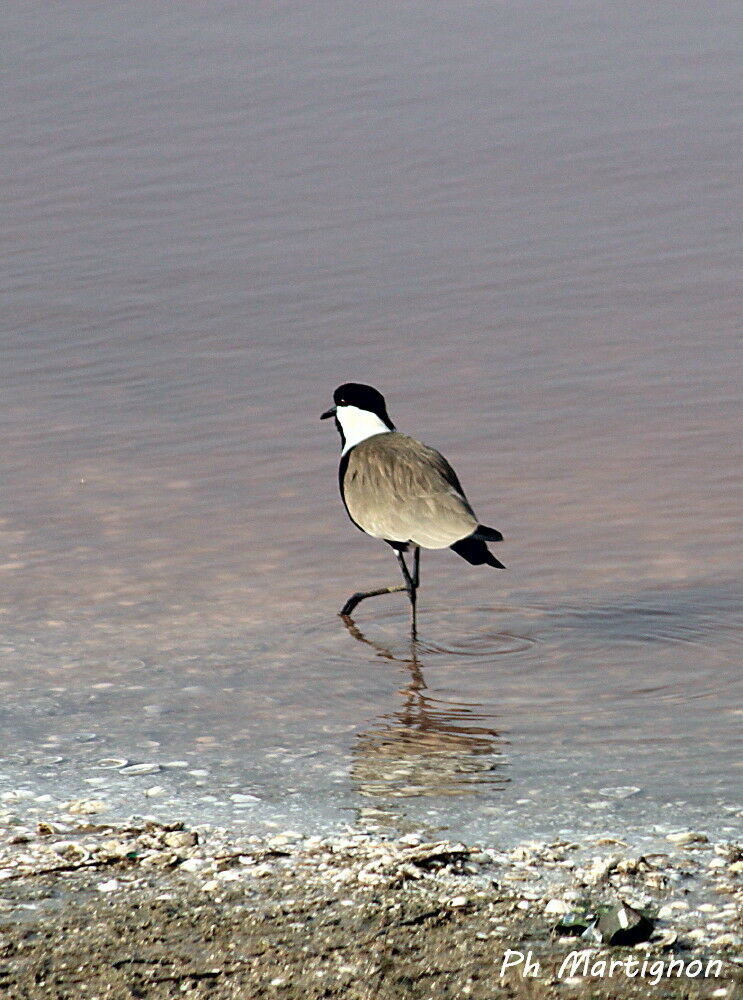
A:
340;547;422;637
394;549;419;640
340;583;407;617
410;546;421;640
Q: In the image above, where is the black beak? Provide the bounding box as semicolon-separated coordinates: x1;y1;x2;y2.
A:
320;405;336;420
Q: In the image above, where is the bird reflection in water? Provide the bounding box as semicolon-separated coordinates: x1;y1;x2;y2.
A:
342;616;508;828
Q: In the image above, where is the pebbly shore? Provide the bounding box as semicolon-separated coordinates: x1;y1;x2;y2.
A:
0;804;740;999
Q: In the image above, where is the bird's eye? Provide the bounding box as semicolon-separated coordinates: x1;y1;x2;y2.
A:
339;399;347;405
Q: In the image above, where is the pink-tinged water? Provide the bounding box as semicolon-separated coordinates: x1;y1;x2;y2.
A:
0;1;740;842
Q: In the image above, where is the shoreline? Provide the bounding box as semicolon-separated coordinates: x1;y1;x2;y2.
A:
0;812;740;998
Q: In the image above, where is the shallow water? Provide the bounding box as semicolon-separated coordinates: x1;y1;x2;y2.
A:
1;2;741;844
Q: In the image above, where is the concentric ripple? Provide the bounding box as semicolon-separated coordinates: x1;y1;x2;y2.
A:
312;604;539;665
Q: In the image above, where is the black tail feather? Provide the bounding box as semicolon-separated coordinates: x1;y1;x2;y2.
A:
473;523;503;542
451;535;506;569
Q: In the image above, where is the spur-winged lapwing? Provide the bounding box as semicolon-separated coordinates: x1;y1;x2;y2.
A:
321;383;504;637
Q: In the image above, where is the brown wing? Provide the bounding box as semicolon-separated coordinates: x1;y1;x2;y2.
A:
343;433;478;548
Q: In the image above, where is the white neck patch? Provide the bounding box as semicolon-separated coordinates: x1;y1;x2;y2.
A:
337;405;392;455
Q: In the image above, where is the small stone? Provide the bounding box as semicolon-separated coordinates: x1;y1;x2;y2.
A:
119;763;161;775
654;931;677;949
449;896;469;908
144;785;165;798
643;872;668;889
99;840;129;857
544;899;569;915
729;860;743;873
66;799;107;815
163;831;198;849
95;758;129;769
268;832;300;847
510;846;535;862
710;933;739;947
201;879;220;892
230;793;260;804
97;879;120;892
139;852;178;869
666;831;708;846
598;786;641;799
37;821;68;835
399;833;422;846
51;841;89;858
583;856;619;884
469;851;491;864
357;870;382;884
710;931;740;948
179;858;209;873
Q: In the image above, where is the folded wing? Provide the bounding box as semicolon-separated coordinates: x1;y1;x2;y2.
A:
343;433;480;548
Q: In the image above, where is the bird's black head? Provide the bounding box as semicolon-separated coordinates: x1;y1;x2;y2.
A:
321;383;395;430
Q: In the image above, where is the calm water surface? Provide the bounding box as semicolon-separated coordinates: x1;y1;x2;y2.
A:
1;2;741;844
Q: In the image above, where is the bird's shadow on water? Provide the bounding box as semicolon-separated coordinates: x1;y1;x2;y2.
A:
340;615;510;832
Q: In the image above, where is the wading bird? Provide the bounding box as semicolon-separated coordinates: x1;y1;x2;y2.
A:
322;383;504;637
